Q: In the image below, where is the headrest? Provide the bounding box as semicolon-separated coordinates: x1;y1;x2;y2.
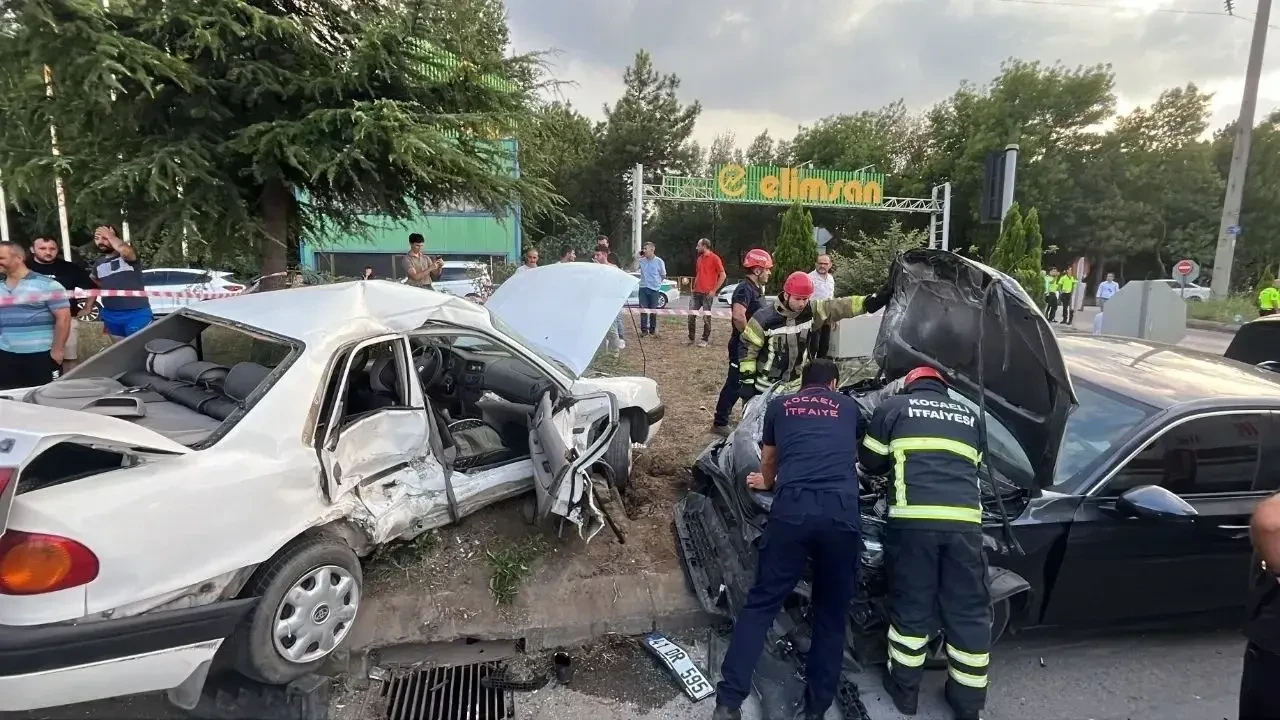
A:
144;339;198;381
224;362;270;403
369;357;399;395
176;361;230;387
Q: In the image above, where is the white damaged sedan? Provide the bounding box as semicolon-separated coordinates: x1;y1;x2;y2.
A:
0;263;661;712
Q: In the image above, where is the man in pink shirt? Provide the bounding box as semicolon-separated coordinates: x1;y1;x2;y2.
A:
688;238;726;347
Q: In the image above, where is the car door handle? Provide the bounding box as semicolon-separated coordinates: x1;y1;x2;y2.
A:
1215;524;1251;540
1218;524;1250;530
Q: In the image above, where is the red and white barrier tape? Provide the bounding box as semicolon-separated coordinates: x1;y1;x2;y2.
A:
0;288;243;306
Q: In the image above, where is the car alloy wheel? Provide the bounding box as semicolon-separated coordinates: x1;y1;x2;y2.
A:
271;564;360;664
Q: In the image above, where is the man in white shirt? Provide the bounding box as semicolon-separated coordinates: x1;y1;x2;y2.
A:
513;247;539;274
807;255;835;301
1095;272;1119;309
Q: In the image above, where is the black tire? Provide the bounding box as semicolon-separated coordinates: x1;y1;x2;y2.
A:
604;415;634;494
658;293;669;308
923;596;1011;670
231;533;362;685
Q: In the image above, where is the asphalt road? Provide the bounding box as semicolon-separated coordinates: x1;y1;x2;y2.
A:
521;628;1244;720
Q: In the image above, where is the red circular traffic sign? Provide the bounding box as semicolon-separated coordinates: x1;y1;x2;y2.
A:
1175;259;1194;276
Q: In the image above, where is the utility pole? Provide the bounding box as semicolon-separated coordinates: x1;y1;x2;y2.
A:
1211;0;1271;297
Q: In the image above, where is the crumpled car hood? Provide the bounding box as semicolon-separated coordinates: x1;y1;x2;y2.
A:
487;263;638;377
874;249;1076;490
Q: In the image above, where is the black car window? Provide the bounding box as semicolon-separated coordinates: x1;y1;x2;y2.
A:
1101;413;1267;497
1053;382;1155;490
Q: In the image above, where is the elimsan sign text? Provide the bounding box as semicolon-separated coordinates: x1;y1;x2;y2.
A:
714;163;885;207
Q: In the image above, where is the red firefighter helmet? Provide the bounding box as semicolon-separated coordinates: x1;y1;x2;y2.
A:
743;248;774;270
904;366;946;386
782;271;815;299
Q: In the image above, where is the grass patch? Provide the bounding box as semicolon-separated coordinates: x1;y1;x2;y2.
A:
370;530;440;569
1187;296;1257;324
487;535;548;605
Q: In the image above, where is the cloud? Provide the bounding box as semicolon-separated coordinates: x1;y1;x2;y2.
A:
507;0;1280;148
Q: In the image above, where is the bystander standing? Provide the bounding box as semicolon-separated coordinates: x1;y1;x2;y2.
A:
0;242;71;390
593;246;625;352
559;246;576;263
688;238;726;347
514;247;540;274
807;255;835;301
362;266;375;280
91;225;153;341
30;236;94;371
404;233;444;289
1096;272;1119;309
636;242;666;337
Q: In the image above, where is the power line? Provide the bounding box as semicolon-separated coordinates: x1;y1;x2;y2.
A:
997;0;1238;16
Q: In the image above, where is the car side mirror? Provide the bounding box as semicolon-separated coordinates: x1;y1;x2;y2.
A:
1116;485;1198;522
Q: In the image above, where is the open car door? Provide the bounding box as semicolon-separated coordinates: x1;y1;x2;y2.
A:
529;388;620;542
318;336;431;503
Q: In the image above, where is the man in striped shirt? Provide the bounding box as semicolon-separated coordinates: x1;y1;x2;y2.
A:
0;241;71;390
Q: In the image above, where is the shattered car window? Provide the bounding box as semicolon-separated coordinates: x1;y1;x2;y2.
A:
1052;383;1154;490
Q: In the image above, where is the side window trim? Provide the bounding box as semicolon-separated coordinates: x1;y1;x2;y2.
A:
1085;409;1269;499
321;334;406;450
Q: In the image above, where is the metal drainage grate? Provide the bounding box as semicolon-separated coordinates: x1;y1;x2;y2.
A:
381;662;514;720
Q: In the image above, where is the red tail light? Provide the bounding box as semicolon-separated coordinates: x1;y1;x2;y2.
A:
0;531;99;595
0;468;12;496
223;284;245;293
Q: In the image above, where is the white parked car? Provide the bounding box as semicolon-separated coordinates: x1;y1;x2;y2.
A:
0;264;662;713
79;267;246;321
716;282;738;307
623;273;681;308
399;260;490;300
1153;278;1211;301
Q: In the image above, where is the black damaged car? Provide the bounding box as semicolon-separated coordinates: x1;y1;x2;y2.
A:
675;249;1280;706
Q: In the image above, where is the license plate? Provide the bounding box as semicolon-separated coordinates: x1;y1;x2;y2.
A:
642;633;715;701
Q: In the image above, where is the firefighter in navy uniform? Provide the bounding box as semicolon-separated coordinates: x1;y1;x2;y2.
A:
1241;492;1280;719
711;359;863;720
858;366;990;720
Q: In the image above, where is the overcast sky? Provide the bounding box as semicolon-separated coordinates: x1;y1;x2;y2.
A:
505;0;1280;149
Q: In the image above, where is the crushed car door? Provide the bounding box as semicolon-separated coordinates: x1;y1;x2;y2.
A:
318;336;430;503
529;387;619;542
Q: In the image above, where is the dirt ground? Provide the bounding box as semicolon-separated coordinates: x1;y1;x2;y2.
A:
364;315;735;604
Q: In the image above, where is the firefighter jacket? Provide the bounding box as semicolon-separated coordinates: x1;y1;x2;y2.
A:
858;377;985;529
737;294;871;395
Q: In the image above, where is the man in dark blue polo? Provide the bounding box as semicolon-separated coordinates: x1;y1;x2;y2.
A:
713;358;861;720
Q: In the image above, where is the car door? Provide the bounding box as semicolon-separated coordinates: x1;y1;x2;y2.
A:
528;386;619;542
1041;410;1279;627
317;335;431;504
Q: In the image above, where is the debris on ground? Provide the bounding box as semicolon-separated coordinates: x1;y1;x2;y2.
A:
641;633;714;701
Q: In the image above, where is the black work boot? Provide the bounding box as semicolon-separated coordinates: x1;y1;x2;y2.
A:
711;704;741;720
943;681;981;720
881;667;918;715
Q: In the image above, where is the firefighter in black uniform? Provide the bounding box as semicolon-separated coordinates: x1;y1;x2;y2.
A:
859;366;990;720
1241;491;1280;719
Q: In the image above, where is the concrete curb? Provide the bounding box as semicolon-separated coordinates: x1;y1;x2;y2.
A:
345;570;715;661
1187;318;1242;334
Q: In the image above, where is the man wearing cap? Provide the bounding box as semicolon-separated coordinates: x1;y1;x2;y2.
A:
404;233;443;289
737;270;895;401
859;366;990;720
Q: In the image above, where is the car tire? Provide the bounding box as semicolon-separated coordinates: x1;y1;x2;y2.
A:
922;596;1011;670
604;415;634;494
231;533;362;685
658;293;669;308
79;301;101;323
1186;296;1203;302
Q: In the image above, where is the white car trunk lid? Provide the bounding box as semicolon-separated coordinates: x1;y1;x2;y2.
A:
0;401;188;536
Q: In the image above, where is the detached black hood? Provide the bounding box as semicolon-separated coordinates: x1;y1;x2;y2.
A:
1224;316;1280;368
873;249;1076;490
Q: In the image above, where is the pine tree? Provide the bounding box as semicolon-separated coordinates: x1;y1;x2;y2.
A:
772;201;817;286
991;202;1047;307
0;0;556;276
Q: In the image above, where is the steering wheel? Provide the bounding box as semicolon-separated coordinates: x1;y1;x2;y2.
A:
412;344;445;390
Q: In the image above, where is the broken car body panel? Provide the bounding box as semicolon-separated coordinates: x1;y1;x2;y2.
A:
0;276;659;712
876;249;1076;490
